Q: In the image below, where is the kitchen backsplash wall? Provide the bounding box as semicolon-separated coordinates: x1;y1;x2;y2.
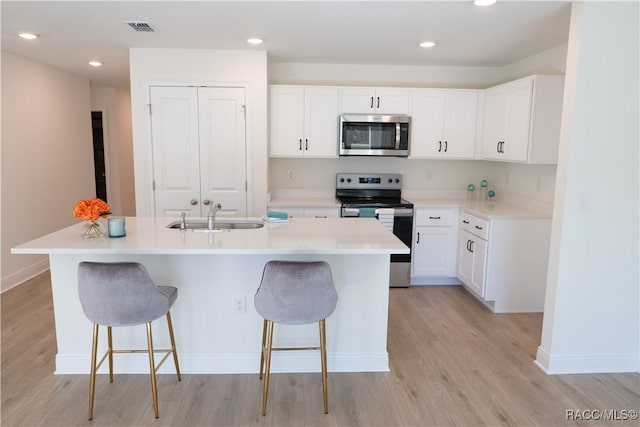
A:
269;158;556;212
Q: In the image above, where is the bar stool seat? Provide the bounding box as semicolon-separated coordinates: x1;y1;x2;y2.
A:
254;260;338;415
77;261;181;420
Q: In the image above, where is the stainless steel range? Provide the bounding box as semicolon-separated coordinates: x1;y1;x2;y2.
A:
336;173;413;287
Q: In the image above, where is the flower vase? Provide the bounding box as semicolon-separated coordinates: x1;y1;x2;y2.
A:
82;220;105;239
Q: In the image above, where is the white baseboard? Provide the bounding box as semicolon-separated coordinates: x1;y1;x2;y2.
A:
54;351;389;375
535;346;640;374
1;258;50;293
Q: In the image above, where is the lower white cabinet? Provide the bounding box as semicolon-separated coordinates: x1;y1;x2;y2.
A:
456;211;552;313
411;208;459;285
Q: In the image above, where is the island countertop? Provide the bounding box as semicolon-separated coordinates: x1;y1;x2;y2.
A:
12;216;410;255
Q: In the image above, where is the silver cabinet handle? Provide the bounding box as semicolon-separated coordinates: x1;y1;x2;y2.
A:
203;199;211;206
190;199;198;206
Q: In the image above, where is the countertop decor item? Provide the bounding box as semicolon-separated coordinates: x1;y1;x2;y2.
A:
467;184;475;201
73;198;111;238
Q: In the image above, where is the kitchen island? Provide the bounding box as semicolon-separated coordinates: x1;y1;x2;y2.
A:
12;217;409;375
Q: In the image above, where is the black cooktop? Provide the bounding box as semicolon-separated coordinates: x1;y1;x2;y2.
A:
337;196;414;209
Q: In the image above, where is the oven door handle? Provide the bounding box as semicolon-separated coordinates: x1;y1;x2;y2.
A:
393;208;414;217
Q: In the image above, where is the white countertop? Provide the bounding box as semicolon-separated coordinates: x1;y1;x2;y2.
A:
12;217;410;255
268;197;341;208
410;198;552;219
269;195;552;220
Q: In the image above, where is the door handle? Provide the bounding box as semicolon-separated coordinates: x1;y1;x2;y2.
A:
305;139;308;150
190;199;198;206
299;139;302;150
497;141;501;153
469;240;475;253
370;96;374;109
377;97;380;109
438;141;442;152
466;239;471;251
203;199;211;206
429;216;441;220
416;232;420;244
475;225;483;230
462;220;470;224
444;141;448;152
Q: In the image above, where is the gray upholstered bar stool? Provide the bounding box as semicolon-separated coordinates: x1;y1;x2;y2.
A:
254;260;338;416
77;261;181;420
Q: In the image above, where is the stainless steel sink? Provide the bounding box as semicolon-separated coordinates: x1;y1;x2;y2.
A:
166;220;264;230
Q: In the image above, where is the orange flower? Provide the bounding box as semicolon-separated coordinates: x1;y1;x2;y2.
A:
73;198;112;222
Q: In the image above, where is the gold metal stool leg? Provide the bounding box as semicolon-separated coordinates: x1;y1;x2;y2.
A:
261;320;274;416
88;323;99;420
145;322;160;418
319;319;329;414
259;319;267;380
166;312;182;381
107;326;114;383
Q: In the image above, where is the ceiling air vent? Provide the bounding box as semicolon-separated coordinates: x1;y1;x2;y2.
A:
124;21;155;32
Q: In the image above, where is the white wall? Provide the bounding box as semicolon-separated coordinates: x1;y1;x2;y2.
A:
129;48;268;217
268;52;567;211
1;52;95;291
90;86;136;216
536;1;639;374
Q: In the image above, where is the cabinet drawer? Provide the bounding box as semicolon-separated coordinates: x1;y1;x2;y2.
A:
415;209;456;227
460;212;489;240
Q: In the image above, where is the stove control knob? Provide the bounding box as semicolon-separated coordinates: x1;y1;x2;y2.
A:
388;178;393;183
347;178;352;183
340;178;345;183
395;179;400;183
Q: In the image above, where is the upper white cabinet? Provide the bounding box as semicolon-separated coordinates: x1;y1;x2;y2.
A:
482;75;564;163
409;89;479;159
340;87;409;114
269;85;339;157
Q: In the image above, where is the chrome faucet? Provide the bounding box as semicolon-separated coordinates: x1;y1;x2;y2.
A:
207;203;222;230
180;212;187;230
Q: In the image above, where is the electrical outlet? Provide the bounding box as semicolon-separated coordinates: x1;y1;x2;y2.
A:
232;295;246;314
287;169;295;180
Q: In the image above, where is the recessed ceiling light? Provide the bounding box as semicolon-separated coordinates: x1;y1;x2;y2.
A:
474;0;496;6
89;61;103;67
419;41;437;48
247;38;263;45
18;32;38;40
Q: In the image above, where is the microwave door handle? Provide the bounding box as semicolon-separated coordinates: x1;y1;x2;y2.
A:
395;123;401;149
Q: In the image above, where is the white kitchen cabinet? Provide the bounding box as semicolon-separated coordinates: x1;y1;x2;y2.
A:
411;208;459;285
340;87;409;114
150;86;247;217
456;211;552;313
409;89;478;159
481;75;564;163
269;85;339;157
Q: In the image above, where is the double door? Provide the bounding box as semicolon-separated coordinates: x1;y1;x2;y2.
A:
150;86;247;217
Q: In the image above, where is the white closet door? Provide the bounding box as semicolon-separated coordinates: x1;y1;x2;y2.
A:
198;87;247;217
150;86;201;217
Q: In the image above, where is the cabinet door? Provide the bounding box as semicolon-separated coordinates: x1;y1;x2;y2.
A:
502;78;533;161
409;90;445;158
340;88;377;113
375;88;410;114
482;87;507;160
150;86;202;217
340;88;409;114
198;87;247;217
442;91;477;158
303;87;339;157
412;226;456;277
457;229;474;285
470;237;487;297
270;86;304;156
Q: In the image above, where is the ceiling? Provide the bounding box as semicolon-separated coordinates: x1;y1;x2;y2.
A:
1;1;572;89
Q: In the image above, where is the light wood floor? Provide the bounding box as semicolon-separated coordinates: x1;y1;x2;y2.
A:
2;272;638;426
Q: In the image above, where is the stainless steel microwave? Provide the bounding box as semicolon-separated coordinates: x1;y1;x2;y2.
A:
339;114;410;157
